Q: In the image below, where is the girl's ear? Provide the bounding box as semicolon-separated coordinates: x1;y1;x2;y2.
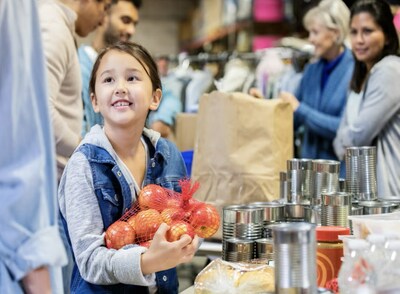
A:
149;88;162;111
91;93;100;113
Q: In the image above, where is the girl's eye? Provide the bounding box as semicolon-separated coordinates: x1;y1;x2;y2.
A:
127;76;137;82
103;77;113;83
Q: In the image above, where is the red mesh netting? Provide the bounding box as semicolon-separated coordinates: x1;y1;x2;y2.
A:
325;278;339;294
105;179;220;249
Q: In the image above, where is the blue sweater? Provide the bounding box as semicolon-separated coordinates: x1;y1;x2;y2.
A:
78;45;103;137
294;47;354;162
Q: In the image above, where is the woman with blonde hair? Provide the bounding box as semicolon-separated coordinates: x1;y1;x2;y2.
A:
280;0;354;176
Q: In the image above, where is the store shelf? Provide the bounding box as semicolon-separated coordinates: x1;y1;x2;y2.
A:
180;20;251;51
253;20;293;36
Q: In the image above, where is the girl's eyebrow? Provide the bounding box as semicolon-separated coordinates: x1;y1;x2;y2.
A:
100;69;114;77
126;68;142;73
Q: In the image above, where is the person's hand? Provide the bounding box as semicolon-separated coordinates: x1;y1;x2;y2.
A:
151;121;172;138
249;87;265;99
279;91;300;111
21;266;51;294
140;223;199;275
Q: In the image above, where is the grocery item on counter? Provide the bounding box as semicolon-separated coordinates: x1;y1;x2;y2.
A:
316;226;350;288
349;211;400;239
105;179;221;249
194;258;274;294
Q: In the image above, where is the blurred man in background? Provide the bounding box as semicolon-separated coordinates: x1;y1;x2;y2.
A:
38;0;111;292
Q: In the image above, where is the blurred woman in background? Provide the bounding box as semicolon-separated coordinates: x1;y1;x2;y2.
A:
334;0;400;196
279;0;354;176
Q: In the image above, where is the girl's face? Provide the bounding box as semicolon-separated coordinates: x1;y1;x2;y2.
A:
350;12;386;70
91;50;161;128
307;19;340;60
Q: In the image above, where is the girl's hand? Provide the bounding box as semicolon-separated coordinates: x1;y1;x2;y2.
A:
140;223;199;275
279;91;300;111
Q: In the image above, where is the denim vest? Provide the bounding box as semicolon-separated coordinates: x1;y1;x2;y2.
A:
65;136;187;293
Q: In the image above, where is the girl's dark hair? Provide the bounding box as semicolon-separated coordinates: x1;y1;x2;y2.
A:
89;41;161;96
350;0;399;92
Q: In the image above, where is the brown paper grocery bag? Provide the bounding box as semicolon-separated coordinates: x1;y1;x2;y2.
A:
191;91;293;239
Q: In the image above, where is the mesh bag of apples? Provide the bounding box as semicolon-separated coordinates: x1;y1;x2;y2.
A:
105;179;220;249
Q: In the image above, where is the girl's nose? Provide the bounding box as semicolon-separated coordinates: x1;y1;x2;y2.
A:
115;80;127;95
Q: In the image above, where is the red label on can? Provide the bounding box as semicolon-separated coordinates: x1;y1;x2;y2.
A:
317;245;343;287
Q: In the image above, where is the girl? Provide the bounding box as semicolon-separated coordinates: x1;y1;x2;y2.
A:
58;41;199;293
334;0;400;196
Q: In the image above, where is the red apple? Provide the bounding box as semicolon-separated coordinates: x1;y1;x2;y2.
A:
166;221;195;242
138;184;168;211
166;197;183;209
189;203;220;238
105;221;136;249
127;215;136;229
161;207;185;225
182;198;202;221
134;209;163;242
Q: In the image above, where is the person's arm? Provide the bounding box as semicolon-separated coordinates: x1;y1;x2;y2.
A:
295;101;344;139
334;61;400;151
21;267;51;294
0;0;67;291
60;150;198;284
149;88;182;137
78;47;103;136
288;60;352;140
151;121;173;138
59;152;156;285
40;15;81;157
333;105;350;160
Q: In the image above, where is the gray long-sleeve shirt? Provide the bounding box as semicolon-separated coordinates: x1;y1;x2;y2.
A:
58;126;159;286
334;55;400;196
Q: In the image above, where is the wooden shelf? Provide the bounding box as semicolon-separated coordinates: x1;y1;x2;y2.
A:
180;19;294;52
180;20;251;51
252;20;293;36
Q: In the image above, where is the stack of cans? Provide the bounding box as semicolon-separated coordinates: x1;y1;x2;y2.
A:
249;201;285;238
222;205;263;261
287;158;313;203
255;238;274;261
321;192;352;227
224;238;254;262
345;146;377;201
312;159;340;206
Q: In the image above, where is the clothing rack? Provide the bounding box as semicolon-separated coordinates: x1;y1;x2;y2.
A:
164;47;298;69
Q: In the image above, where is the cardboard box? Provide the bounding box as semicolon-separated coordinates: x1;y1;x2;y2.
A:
174;113;198;151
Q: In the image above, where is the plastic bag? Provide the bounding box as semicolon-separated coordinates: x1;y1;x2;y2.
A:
194;258;274;294
349;211;400;239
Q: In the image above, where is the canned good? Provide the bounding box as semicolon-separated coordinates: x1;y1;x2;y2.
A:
316;226;351;287
359;200;393;215
272;222;317;294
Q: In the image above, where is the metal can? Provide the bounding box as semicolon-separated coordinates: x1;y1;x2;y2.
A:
272;222;317;294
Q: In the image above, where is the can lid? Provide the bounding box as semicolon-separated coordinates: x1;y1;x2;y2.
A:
316;226;351;241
